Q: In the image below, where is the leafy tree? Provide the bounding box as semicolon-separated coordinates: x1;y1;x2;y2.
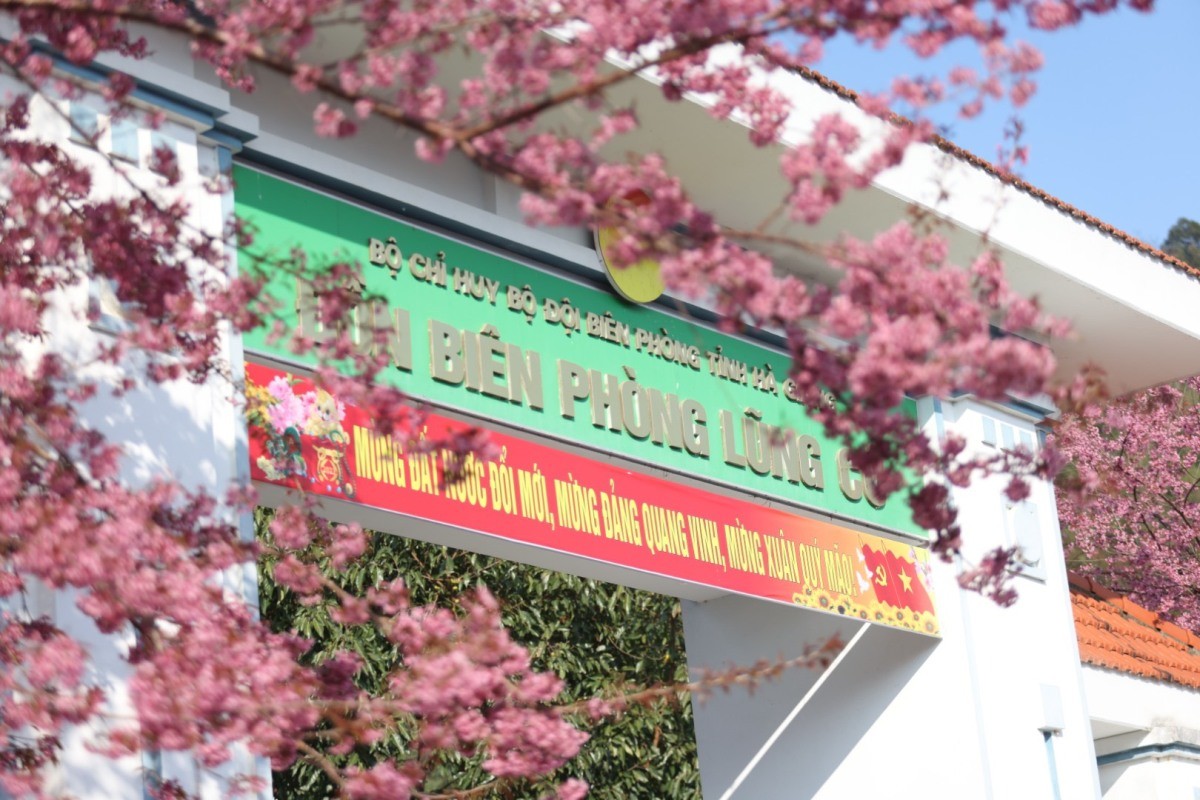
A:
0;0;1160;796
1162;217;1200;269
257;510;700;800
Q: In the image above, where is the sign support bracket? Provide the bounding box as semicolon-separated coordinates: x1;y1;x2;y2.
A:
714;622;871;800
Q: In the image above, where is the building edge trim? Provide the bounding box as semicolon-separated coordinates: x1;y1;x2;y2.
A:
1097;742;1200;767
15;39;261;148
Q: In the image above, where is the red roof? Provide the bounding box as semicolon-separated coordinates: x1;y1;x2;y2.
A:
1071;574;1200;689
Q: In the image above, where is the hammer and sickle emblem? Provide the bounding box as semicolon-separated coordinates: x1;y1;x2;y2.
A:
875;565;888;587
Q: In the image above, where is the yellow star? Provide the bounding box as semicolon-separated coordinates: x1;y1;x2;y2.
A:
898;568;913;593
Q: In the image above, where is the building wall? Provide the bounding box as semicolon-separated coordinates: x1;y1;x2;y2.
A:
1087;667;1200;800
1100;754;1200;800
684;397;1099;799
22;32;1176;800
5;70;263;799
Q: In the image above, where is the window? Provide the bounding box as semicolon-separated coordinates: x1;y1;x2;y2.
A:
67;102;185;176
88;275;133;334
149;130;178;175
68;103;99;146
1004;497;1046;580
110;117;140;162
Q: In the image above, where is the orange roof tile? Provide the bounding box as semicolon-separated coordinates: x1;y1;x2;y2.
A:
1070;573;1200;689
793;66;1200;281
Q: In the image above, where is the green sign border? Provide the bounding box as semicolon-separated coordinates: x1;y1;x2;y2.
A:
236;165;926;541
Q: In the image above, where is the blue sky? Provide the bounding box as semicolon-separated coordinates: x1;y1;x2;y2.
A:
810;1;1198;248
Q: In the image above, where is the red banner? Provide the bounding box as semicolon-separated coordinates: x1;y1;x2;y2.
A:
246;363;938;636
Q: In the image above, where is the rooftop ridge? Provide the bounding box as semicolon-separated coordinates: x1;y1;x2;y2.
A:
1070;572;1200;690
791;65;1200;281
1068;572;1200;647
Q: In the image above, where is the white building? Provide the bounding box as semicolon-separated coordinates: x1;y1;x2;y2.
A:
1073;574;1200;799
12;23;1200;800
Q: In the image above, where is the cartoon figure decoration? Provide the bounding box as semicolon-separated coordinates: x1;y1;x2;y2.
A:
250;375;356;498
300;389;347;442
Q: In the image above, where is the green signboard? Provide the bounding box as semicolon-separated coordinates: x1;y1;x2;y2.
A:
237;165;925;540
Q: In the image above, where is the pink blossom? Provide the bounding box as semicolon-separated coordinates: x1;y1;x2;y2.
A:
553;778;590;800
265;376;306;432
313;102;356;138
1055;376;1200;630
0;0;1145;794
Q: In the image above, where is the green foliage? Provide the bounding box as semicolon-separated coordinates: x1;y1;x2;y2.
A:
256;509;702;799
1162;217;1200;269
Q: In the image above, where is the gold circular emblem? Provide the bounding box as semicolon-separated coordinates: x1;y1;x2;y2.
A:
595;191;664;304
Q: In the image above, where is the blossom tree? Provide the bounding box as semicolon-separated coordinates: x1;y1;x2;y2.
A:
1055;368;1200;631
0;0;1157;797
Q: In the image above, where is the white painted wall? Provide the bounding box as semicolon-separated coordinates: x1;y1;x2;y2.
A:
1088;668;1200;738
1096;727;1200;800
682;396;1099;799
5;72;262;798
1101;754;1200;800
1087;666;1200;800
